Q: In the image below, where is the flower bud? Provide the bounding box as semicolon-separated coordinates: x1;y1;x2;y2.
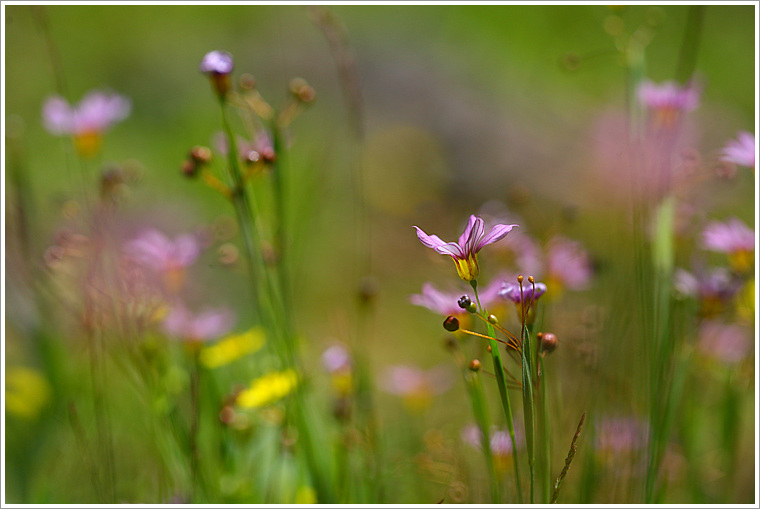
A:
190;145;213;165
181;158;198;178
289;77;316;103
469;359;481;372
239;73;257;90
443;316;460;332
541;332;558;354
199;50;234;99
487;314;499;325
457;295;472;309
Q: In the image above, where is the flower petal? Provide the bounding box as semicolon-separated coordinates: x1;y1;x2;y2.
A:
464;216;486;254
458;215;478;249
414;226;464;257
476;223;518;252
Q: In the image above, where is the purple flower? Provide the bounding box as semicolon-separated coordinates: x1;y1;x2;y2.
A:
126;229;201;273
461;424;521;466
674;268;741;317
546;236;592;291
163;303;234;342
43;91;131;136
595;416;648;454
702;217;755;273
200;50;234;98
499;281;547;304
199;50;234;75
42;91;130;157
410;277;504;316
322;344;352;374
697;320;753;364
637;79;700;115
126;229;201;293
380;365;452;410
414;215;518;281
721;131;755;168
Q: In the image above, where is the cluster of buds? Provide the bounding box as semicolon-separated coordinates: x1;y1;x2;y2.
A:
457;295;477;313
181;146;213;178
289;77;317;104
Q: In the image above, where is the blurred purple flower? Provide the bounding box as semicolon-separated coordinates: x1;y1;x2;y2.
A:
697;320;753;364
126;229;201;273
380;365;452;409
721;131;755;168
126;229;201;293
414;215;518;281
199;50;234;75
163;303;234;342
637;79;700;114
42;91;131;136
499;281;547;304
322;344;352;374
595;416;648;453
461;424;521;464
702;217;755;254
546;236;593;291
410;277;504;316
674;267;741;318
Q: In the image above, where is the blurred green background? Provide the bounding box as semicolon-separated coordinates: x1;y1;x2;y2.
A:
4;4;756;504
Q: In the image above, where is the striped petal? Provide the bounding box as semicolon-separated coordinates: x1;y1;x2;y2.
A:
476;223;518;252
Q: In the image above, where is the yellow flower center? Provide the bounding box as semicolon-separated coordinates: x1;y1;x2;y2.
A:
453;253;479;281
74;131;103;158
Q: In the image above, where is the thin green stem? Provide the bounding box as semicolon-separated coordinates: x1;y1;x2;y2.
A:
468;370;501;503
471;280;523;503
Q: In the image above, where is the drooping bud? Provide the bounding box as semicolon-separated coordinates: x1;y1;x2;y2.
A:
469;359;481;372
443;316;460;332
541;332;558;354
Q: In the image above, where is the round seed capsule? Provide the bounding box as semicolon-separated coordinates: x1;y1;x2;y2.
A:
469;359;481;372
443;316;460;332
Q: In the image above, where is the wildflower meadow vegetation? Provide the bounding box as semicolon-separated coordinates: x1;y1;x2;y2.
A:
3;3;757;505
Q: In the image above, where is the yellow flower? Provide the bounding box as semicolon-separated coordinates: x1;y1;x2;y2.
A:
5;367;51;420
236;369;298;409
199;328;265;369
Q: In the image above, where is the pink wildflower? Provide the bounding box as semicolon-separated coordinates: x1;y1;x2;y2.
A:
721;131;755;168
162;303;234;343
414;215;518;281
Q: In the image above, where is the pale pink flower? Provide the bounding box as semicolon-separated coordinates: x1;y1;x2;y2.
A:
546;236;593;291
637;79;700;114
42;91;131;136
595;416;648;453
721;131;755;168
321;344;352;374
701;217;755;254
380;365;452;410
410;277;504;316
414;215;518;281
697;320;753;364
126;229;201;274
162;303;234;342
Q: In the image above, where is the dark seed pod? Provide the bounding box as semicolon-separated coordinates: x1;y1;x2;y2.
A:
443;316;460;332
